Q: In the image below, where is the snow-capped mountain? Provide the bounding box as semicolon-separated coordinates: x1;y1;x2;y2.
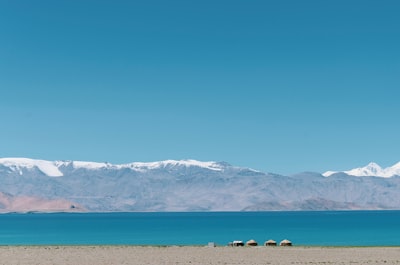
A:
0;158;64;177
1;158;400;212
0;158;226;177
323;162;400;178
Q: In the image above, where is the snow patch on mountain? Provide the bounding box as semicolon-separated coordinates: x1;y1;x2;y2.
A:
0;158;63;177
323;161;400;178
0;158;229;176
126;160;226;172
71;161;110;169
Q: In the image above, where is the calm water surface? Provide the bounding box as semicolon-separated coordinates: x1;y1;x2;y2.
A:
0;211;399;246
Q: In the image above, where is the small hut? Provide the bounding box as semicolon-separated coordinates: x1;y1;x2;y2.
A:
232;240;244;246
280;239;292;246
264;239;277;246
246;239;258;246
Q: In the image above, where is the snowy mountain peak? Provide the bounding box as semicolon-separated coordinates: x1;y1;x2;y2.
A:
366;162;381;168
127;159;226;172
391;161;400;170
323;161;400;178
0;158;64;177
0;157;228;177
71;161;110;169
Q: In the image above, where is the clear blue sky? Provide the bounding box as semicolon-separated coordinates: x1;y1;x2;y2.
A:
1;0;399;174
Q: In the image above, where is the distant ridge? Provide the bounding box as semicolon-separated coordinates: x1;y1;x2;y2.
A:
323;161;400;178
0;158;230;177
1;157;400;212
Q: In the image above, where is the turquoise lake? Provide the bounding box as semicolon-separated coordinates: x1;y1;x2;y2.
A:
0;211;399;246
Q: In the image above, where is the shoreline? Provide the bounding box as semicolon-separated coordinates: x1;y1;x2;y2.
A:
2;244;400;247
1;246;400;265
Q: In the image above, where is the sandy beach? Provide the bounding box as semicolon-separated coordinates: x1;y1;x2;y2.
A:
0;246;399;265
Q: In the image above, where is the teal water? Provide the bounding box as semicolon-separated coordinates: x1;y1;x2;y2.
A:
0;211;399;246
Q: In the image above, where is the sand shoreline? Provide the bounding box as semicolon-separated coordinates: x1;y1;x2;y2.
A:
1;246;400;265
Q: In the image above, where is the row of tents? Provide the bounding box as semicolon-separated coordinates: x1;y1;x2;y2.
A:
228;239;292;247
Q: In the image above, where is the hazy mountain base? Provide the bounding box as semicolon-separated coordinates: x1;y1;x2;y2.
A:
0;161;399;212
0;192;85;213
242;198;361;211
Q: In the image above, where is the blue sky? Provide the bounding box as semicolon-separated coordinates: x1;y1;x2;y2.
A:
1;0;399;174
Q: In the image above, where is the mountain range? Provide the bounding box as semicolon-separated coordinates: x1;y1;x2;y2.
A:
0;157;399;212
323;162;400;178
